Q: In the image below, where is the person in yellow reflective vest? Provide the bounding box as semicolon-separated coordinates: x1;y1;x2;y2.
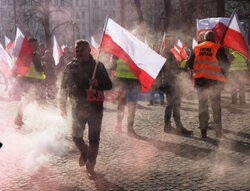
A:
112;56;140;137
228;50;248;104
14;38;46;127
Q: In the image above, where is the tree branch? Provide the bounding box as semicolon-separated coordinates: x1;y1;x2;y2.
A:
50;21;72;36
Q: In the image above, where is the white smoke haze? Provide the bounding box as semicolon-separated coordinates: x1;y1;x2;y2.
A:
0;99;71;174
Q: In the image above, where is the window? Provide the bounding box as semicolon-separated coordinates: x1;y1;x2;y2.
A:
81;0;87;7
75;0;79;6
82;23;85;31
76;13;80;19
81;12;85;19
104;0;108;6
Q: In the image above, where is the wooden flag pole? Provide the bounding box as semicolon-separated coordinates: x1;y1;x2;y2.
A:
159;32;166;55
90;16;109;89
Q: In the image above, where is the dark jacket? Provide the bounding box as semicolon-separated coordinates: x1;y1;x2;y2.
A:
57;53;73;75
161;49;182;92
60;55;112;112
33;51;45;72
42;56;56;83
186;41;229;88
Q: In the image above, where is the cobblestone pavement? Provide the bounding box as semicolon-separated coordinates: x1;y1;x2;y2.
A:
0;83;250;191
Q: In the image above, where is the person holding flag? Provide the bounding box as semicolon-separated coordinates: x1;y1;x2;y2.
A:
60;40;112;179
14;37;46;127
162;35;193;136
186;31;229;139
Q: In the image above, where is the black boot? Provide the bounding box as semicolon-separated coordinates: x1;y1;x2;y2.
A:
201;129;207;138
164;123;176;134
176;127;193;136
73;137;88;167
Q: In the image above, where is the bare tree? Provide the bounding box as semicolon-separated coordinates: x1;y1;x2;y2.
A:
20;0;74;47
163;0;171;34
133;0;146;39
134;0;144;24
217;0;225;17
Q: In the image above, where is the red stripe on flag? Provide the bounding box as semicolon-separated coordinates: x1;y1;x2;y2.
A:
13;38;33;76
197;23;227;42
90;44;98;59
170;48;182;61
101;34;154;91
222;28;250;58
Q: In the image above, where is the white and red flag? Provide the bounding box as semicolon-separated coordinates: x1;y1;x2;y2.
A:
4;36;13;56
12;28;33;76
90;36;98;59
192;37;197;49
53;35;62;65
0;43;13;78
170;46;182;62
100;17;166;91
197;17;244;42
197;17;232;42
171;39;189;61
221;11;249;58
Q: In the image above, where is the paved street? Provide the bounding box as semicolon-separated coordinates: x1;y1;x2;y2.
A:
0;82;250;191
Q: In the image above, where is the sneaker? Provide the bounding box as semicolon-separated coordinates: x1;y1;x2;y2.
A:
164;124;176;134
176;127;193;136
201;129;207;138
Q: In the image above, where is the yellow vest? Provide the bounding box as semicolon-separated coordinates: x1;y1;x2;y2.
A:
114;58;137;79
18;61;46;79
229;51;248;71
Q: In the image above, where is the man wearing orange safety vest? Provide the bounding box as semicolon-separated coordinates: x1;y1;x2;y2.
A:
186;31;229;139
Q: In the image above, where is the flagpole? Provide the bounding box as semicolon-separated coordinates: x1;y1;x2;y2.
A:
90;16;109;89
220;9;236;44
159;32;165;55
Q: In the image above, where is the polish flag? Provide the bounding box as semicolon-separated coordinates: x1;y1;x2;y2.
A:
0;43;13;78
171;40;189;61
192;38;197;49
221;11;249;58
176;40;188;60
90;36;98;59
53;36;62;65
12;28;33;76
170;46;182;62
100;17;166;91
61;44;66;55
4;36;13;56
197;17;232;42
